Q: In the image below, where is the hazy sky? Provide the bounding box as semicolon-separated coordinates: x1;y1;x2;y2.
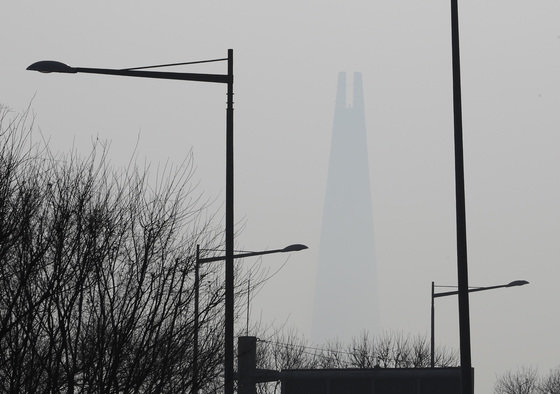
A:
2;1;560;392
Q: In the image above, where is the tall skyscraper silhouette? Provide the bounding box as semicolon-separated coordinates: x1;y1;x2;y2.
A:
312;72;378;343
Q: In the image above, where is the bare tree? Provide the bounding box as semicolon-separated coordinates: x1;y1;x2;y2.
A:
539;366;560;394
256;328;321;372
494;366;560;394
0;104;256;393
252;329;458;394
495;367;540;394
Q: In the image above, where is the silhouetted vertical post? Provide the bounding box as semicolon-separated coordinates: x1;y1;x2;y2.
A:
224;48;235;394
431;281;435;368
246;275;251;336
237;336;257;394
450;0;472;393
193;245;200;394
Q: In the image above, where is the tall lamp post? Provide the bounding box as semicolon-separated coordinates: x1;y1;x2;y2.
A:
193;243;308;393
430;280;529;368
449;0;471;391
27;51;238;394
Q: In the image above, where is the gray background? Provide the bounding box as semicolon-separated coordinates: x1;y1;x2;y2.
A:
2;1;559;392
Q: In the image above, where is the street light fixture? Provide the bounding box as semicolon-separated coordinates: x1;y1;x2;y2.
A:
430;280;529;368
193;243;308;393
27;52;238;394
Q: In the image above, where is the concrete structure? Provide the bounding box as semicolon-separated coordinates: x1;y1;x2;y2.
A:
280;367;465;394
312;72;378;342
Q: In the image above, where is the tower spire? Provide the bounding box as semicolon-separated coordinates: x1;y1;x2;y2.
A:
335;72;347;109
312;72;378;343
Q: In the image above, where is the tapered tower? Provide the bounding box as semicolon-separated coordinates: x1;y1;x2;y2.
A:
312;72;378;343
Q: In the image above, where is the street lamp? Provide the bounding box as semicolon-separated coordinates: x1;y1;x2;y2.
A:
430;280;529;368
193;243;307;394
27;52;238;394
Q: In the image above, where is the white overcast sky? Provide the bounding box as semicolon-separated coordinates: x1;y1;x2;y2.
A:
2;1;560;392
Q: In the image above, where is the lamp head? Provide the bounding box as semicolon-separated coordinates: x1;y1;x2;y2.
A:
282;244;308;252
506;280;529;287
27;61;76;74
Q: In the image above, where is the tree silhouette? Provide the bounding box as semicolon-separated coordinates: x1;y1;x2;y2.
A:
494;366;560;394
494;367;539;394
539;366;560;394
0;105;254;393
253;329;458;394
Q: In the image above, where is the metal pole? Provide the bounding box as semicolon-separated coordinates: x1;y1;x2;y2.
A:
224;48;235;394
246;275;250;336
450;1;472;392
431;281;435;368
193;245;200;393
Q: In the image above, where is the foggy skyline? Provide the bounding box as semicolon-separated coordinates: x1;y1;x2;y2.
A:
2;1;559;392
313;72;379;343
